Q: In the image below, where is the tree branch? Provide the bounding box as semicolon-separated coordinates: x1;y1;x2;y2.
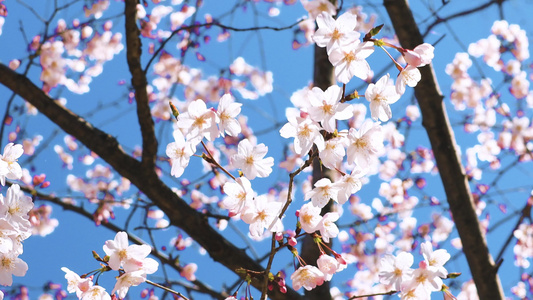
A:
0;63;302;300
383;1;504;299
125;0;158;170
19;184;226;299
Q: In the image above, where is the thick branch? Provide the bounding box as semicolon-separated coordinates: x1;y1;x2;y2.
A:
0;64;302;300
125;0;157;169
383;1;504;299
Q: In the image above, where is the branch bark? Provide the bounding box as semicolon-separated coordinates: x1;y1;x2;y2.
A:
125;0;157;170
0;63;302;300
384;1;504;299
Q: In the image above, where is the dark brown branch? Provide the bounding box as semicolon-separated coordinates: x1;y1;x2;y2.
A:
0;63;302;300
384;1;504;299
125;0;158;170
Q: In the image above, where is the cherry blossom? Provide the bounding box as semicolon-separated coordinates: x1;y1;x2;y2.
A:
180;263;198;281
301;0;336;20
290;265;325;291
216;94;242;137
308;85;353;132
365;74;401;122
176;99;219;143
222;177;254;215
335;167;365;205
103;231;154;272
328;41;374;84
111;270;146;299
0;143;24;186
396;65;421;95
166;129;195;178
378;251;414;291
305;178;340;208
0;252;28;286
232;139;274;180
279;115;325;156
316;254;340;281
298;202;322;233
0;184;34;231
401;261;443;294
319;137;346;169
240;195;283;238
346;119;384;168
313;12;360;55
318;212;340;242
80;285;111;300
402;43;435;68
420;241;450;279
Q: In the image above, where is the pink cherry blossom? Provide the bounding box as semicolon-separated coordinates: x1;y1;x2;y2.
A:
62;267;93;298
180;263;198;281
290;265;325;291
316;254;340;281
403;43;435;67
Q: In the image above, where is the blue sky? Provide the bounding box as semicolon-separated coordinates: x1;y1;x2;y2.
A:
1;0;533;299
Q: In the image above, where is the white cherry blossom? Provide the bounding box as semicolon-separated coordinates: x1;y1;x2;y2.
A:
298;202;322;233
305;178;340;208
279;115;324;156
329;42;374;84
313;12;360;55
232;139;274;180
366;74;401;122
166;129;195;178
308;85;353;133
217;93;242;137
241;195;283;237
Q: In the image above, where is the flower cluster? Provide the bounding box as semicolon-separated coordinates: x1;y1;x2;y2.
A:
378;241;450;299
0;143;31;287
29;12;123;94
62;231;159;299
